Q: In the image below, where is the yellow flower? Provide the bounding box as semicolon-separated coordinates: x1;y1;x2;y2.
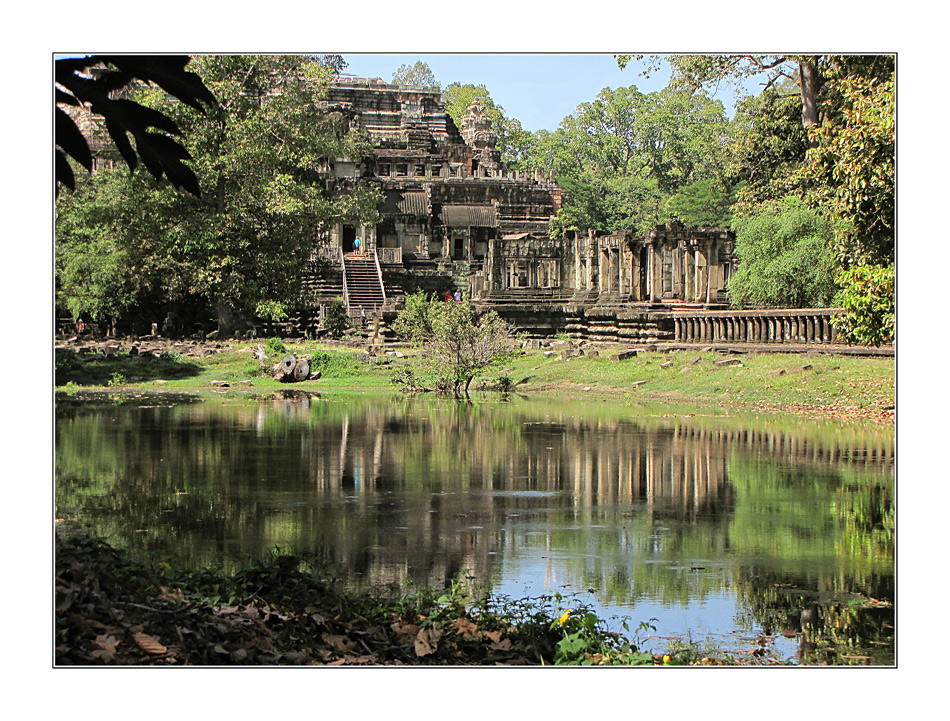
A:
663;655;671;664
558;610;570;626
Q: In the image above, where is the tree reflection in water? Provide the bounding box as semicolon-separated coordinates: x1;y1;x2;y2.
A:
55;390;894;663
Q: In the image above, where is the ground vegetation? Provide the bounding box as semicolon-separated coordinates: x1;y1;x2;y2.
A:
54;336;895;424
54;530;763;666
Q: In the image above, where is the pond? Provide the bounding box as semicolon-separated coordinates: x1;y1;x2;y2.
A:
55;390;895;664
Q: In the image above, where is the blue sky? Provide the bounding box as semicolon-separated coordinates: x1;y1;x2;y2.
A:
338;53;755;132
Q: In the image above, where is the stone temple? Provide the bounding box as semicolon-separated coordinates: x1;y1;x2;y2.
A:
63;70;740;343
303;76;736;342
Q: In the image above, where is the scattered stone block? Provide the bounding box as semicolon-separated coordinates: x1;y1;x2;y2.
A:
611;349;638;362
631;380;647;387
211;380;230;387
543;351;557;358
660;361;673;369
769;369;787;377
587;350;599;358
689;355;703;365
714;358;741;367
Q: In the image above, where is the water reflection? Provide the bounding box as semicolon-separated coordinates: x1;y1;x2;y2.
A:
55;391;894;663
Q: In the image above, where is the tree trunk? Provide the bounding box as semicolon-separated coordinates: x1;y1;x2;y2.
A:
799;57;821;143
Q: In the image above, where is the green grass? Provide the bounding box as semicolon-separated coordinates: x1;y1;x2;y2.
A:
494;348;894;411
55;340;894;417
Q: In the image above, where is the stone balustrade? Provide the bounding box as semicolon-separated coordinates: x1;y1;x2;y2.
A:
376;247;403;265
672;308;844;345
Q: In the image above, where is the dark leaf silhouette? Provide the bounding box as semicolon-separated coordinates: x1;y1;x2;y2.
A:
55;55;217;196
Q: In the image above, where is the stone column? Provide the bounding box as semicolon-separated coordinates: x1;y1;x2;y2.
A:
648;245;656;302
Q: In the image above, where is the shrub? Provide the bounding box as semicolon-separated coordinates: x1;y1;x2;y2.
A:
324;299;350;338
833;263;895;346
265;337;287;357
390;367;425;393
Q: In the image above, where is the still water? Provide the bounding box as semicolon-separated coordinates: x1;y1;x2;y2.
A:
55;390;895;664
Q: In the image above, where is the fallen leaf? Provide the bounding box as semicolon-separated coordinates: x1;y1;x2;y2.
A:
450;617;480;640
483;630;503;644
94;634;120;654
90;649;116;663
133;632;167;655
414;628;442;657
322;633;356;654
391;621;420;644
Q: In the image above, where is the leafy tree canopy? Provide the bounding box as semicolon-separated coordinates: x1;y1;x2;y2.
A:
667;180;735;228
530;85;729;235
56;55;381;328
727;195;840;309
442;82;532;168
391;61;440;91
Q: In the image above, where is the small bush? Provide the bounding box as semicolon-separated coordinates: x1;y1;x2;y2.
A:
265;337;287;357
323;299;350;338
391;367;425;393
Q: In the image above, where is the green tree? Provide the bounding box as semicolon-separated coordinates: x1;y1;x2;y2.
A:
667;180;735;228
727;84;810;212
805;67;895;268
56;55;381;331
532;85;728;235
391;290;438;344
833;265;894;346
429;301;516;398
442;82;532;167
323;298;351;338
393;295;516;397
391;61;440;91
727;196;839;309
804;65;895;345
622;54;826;134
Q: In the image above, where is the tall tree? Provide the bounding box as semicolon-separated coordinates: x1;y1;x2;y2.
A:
56;55;381;330
804;62;895;345
529;84;729;235
726;82;811;212
391;61;440;91
442;82;532;167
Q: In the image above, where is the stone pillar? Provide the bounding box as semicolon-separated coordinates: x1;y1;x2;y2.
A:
648;245;656;302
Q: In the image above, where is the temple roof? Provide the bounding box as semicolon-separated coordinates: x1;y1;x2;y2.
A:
378;190;429;216
439;204;498;228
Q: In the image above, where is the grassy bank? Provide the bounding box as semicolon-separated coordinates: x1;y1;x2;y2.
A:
55;338;895;422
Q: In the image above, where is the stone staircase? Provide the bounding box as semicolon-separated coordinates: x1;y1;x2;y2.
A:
343;252;386;323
